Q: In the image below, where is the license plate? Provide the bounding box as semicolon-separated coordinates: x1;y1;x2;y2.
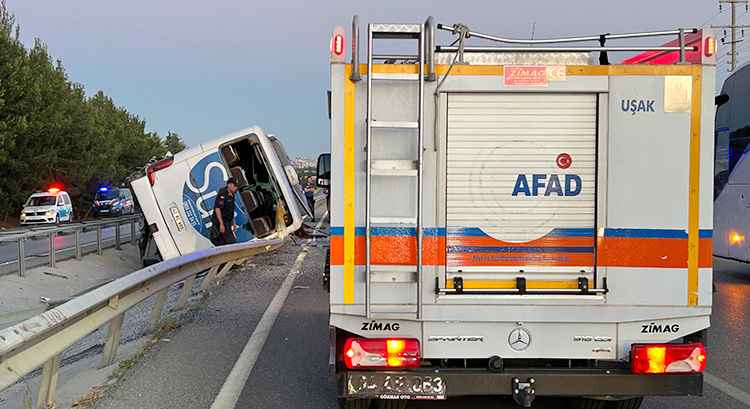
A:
169;205;186;232
347;373;446;400
100;210;109;213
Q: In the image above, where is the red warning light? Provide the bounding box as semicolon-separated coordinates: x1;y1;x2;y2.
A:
334;34;344;56
705;37;715;57
48;187;60;194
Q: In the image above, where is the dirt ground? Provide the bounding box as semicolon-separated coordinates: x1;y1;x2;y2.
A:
0;215;20;229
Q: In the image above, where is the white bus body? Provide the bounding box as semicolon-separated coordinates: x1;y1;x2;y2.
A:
131;126;309;261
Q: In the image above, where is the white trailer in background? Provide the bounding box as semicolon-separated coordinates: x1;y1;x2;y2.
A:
130;126;310;264
325;16;715;409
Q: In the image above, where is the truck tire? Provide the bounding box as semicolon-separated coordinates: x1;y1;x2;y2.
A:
606;397;643;409
570;398;606;409
377;399;407;409
337;398;371;409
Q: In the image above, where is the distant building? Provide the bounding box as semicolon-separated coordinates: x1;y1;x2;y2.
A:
290;157;316;170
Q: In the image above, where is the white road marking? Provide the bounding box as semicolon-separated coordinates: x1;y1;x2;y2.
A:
210;245;309;409
704;372;750;407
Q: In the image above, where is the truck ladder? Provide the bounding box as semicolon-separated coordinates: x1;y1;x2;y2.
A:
365;23;425;319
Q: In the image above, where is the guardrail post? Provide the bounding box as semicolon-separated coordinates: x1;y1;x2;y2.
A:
17;237;25;277
97;225;103;255
115;222;122;250
176;273;197;310
99;313;125;368
75;228;82;260
199;265;222;292
36;352;62;409
215;260;239;281
130;219;137;245
48;231;56;268
145;288;169;334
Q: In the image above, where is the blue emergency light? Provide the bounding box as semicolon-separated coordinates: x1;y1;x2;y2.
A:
99;187;108;192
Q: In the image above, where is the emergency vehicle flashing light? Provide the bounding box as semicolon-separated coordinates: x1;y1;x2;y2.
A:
48;188;60;194
731;233;743;242
631;343;706;374
99;187;108;192
344;338;420;369
705;37;715;57
146;157;174;186
334;34;344;55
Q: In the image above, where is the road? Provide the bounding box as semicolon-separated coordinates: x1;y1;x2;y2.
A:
0;221;137;275
11;207;742;409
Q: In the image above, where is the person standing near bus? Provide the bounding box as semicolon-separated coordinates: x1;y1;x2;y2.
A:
303;175;316;222
210;178;239;246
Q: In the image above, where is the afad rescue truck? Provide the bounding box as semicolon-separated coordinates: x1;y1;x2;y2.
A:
325;16;715;409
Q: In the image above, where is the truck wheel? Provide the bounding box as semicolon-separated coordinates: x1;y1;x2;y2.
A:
377;399;407;409
337;398;371;409
606;397;643;409
570;398;606;409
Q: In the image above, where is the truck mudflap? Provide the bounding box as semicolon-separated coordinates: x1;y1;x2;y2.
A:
338;368;702;401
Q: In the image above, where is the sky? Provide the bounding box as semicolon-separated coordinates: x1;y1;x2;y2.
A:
4;0;748;158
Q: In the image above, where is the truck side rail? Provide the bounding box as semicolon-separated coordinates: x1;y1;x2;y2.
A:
0;236;287;401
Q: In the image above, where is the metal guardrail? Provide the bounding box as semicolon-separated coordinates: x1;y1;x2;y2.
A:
0;214;143;276
0;235;287;408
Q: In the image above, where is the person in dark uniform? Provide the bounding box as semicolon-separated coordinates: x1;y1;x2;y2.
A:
303;176;316;222
210;178;239;246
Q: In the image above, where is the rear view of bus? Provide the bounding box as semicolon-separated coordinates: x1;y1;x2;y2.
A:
130;126;305;262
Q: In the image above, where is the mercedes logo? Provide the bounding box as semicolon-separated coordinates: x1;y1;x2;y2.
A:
508;327;532;351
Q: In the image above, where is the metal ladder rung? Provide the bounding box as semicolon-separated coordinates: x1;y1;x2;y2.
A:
371;73;420;81
370;265;418;272
372;54;418;60
371;23;421;35
371;121;418;129
371;160;417;176
372;169;418;176
370;217;417;225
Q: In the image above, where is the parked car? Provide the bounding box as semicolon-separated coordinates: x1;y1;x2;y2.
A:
20;188;73;225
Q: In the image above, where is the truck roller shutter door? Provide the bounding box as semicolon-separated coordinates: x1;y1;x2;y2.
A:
445;93;597;289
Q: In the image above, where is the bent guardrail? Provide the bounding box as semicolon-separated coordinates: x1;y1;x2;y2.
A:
0;235;287;408
0;214;143;276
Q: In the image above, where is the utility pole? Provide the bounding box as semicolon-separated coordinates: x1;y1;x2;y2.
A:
713;0;750;71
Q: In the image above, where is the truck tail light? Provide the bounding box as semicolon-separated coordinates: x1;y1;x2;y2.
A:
705;37;715;57
146;157;174;186
631;343;706;374
333;34;344;55
344;338;420;369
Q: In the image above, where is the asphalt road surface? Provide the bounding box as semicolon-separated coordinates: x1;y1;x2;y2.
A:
80;213;750;409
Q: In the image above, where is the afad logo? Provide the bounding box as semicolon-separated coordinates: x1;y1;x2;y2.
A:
512;153;582;197
181;152;253;242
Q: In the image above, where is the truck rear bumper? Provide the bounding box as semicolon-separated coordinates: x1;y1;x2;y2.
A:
339;368;702;398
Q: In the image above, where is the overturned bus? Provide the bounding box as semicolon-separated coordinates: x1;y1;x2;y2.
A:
130;126;311;264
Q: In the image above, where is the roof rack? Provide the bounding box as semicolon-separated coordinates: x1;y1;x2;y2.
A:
436;23;698;64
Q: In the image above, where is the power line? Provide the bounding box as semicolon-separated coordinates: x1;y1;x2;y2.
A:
713;0;750;70
701;10;724;27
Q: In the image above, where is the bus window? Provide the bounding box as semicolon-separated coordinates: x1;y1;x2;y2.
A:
728;66;750;176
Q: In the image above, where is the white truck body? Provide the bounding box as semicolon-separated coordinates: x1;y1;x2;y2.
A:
130;126;308;261
327;17;715;406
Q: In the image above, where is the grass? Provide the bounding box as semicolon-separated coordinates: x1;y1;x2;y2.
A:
72;389;104;407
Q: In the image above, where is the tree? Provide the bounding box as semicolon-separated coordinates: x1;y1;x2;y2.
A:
164;131;186;155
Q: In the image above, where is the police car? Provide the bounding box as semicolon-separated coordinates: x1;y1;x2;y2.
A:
93;187;134;217
20;188;74;225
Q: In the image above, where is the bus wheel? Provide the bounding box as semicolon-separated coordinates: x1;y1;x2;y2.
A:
570;398;606;409
377;399;407;409
606;397;643;409
337;398;371;409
